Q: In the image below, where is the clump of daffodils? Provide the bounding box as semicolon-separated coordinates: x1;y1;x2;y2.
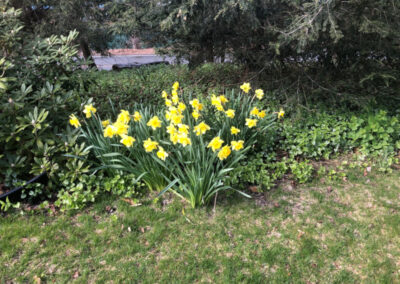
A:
69;82;284;162
70;82;283;207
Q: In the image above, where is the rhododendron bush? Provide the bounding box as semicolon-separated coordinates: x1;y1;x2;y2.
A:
70;82;283;207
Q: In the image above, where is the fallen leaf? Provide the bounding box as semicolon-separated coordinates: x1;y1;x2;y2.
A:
33;275;41;284
248;185;259;193
122;198;142;207
73;271;79;279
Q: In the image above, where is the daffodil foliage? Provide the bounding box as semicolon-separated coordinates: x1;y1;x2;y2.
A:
73;82;282;207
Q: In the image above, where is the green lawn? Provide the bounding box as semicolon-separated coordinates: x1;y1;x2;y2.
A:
1;169;400;283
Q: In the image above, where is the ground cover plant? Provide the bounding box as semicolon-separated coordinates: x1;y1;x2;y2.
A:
1;167;400;282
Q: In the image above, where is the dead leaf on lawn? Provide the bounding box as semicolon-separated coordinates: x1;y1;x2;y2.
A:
73;270;79;279
122;198;142;207
33;275;41;284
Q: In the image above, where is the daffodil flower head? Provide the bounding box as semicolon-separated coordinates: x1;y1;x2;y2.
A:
113;121;129;137
172;94;179;105
177;133;191;147
230;126;240;135
162;90;168;99
231;140;244;151
190;98;203;111
170;133;179;144
240;82;251;94
157;147;169;161
192;110;200;121
178;123;189;134
245;118;258;128
171;113;183;125
83;104;97;118
257;110;266;119
250;107;259;116
218;95;229;104
147;116;162;130
165;99;172;107
104;125;117;138
143;138;159;152
278;109;285;118
211;94;221;106
166;124;177;135
255;89;264;100
117;110;130;124
218;145;231;160
133;111;142;122
101;119;110;127
193;121;210;136
225;109;235;118
178;102;186;112
207;136;224;152
120;135;135;147
69;114;81;128
215;103;224;112
172;81;179;91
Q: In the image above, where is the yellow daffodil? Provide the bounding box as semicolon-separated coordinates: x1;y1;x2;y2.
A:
117;110;130;124
162;90;168;98
240;82;251;94
178;124;189;134
69;114;81;128
245;118;258;128
178;102;186;112
169;107;179;115
218;95;229;104
250;107;259;116
207;136;224;152
218;145;231;161
255;89;264;100
143;138;158;152
166;124;177;135
170;133;179;144
211;94;221;106
231;140;244;151
120;135;135;147
172;81;179;91
171;113;183;125
165;99;172;107
147;116;162;130
165;111;171;121
215;104;224;112
83;104;97;118
278;109;285;118
193;121;210;136
177;133;191;147
133;111;142;122
172;94;179;105
157;147;169;161
190;98;203;111
192;110;200;120
101;119;110;127
231;126;240;135
113;121;129;136
104;125;117;138
257;110;266;118
225;109;235;118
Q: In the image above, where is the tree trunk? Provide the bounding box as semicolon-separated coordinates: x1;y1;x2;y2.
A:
205;43;214;63
188;49;204;69
80;38;97;69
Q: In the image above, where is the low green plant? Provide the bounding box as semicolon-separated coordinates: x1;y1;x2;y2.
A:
290;160;314;184
0;5;92;202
